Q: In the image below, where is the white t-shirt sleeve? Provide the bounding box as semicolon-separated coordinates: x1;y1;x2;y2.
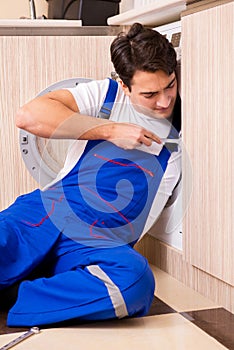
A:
66;79;110;117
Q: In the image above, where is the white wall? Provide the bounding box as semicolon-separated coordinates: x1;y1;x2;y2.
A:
0;0;48;19
133;0;158;8
120;0;158;12
120;0;134;13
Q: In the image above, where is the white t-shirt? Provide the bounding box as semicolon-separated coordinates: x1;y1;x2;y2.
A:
46;79;181;237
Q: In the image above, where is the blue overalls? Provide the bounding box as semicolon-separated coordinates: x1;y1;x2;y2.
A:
0;80;177;327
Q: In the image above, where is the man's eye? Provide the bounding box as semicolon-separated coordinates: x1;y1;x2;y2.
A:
144;93;156;99
167;83;175;90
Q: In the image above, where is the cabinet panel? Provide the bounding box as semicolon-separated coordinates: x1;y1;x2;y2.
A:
0;35;114;210
182;3;234;284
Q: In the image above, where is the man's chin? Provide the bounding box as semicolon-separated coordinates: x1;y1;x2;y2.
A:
151;110;172;119
143;109;172;119
133;104;172;119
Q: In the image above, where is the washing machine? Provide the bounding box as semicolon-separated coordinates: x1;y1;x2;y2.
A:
19;58;188;251
19;77;91;188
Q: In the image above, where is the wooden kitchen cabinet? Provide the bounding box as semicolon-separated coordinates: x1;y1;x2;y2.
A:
182;1;234;285
0;30;115;210
135;1;233;313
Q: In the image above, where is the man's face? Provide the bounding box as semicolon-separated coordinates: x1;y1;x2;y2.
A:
121;70;178;119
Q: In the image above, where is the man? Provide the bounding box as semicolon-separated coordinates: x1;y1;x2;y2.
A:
0;23;181;326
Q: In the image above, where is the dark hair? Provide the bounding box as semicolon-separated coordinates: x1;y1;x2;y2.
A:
110;23;177;90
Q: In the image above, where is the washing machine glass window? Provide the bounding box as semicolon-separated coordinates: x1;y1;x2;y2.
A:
19;78;92;187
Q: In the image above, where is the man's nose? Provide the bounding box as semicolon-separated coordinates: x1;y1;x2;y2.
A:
156;93;171;108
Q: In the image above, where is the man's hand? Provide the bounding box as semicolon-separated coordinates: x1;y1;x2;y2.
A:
81;122;162;150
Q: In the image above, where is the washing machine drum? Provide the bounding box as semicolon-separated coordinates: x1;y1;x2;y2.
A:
19;78;91;187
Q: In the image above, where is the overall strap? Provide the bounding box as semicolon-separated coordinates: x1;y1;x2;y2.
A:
98;78;118;119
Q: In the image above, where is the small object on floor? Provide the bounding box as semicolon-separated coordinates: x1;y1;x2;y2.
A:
0;327;40;350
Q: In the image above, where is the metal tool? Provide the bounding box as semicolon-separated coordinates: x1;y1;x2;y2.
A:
0;327;40;350
161;138;180;144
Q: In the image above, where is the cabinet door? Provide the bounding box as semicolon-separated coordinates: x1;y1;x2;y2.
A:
182;2;234;285
0;35;114;210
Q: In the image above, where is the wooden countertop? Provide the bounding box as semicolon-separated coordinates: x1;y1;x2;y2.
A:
0;19;121;36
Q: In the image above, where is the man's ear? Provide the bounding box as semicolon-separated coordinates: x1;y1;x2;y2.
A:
119;80;131;96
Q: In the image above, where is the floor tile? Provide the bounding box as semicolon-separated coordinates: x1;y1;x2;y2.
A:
0;267;231;349
151;265;219;312
146;296;176;316
0;311;27;335
0;314;228;350
181;308;234;350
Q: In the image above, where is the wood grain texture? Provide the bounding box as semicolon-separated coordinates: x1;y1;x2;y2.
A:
0;35;114;210
135;235;233;313
136;1;233;313
184;0;233;16
181;2;234;285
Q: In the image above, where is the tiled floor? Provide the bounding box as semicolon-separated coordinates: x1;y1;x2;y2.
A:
0;266;233;350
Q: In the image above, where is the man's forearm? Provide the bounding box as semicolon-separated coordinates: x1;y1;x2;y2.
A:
16;90;161;150
15;90;113;140
47;112;114;140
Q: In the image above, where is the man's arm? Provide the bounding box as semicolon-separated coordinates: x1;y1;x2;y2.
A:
16;89;161;149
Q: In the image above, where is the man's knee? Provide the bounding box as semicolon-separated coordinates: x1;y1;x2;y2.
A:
122;263;155;317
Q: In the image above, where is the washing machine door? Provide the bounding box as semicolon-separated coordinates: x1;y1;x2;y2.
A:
148;176;183;251
19;77;92;187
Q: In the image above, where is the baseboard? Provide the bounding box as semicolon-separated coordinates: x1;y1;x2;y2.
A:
135;234;233;313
